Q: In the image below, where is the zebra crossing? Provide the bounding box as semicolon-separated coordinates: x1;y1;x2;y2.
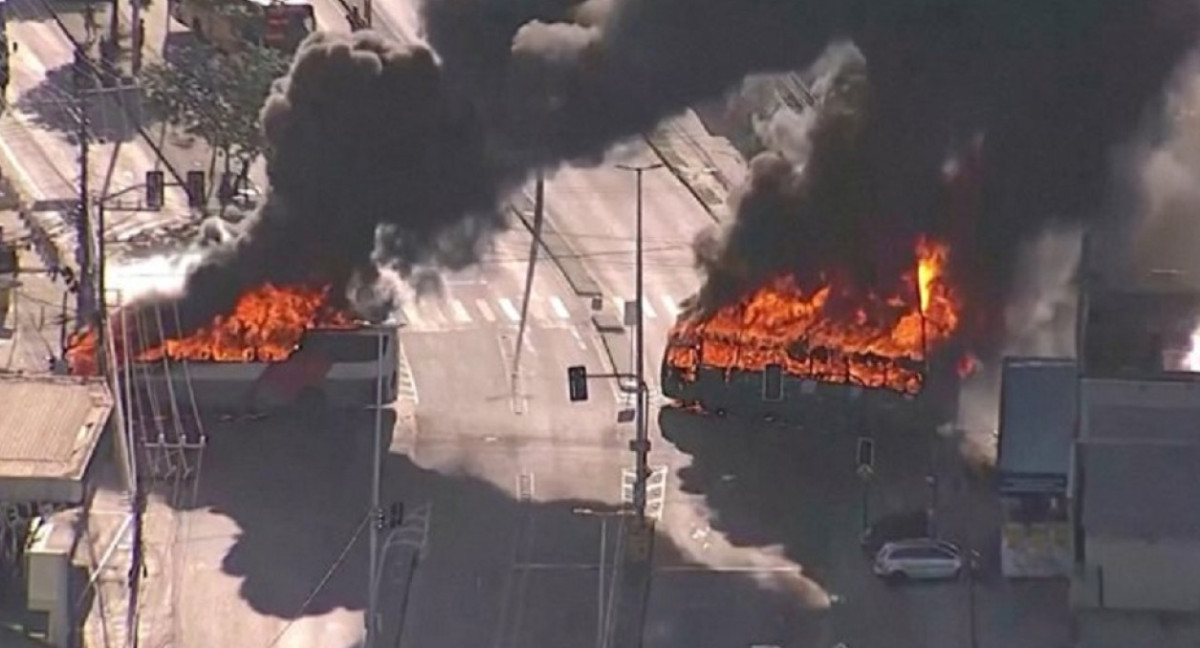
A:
397;292;687;332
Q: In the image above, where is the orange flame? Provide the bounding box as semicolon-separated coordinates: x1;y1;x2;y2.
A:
665;237;962;395
66;283;358;376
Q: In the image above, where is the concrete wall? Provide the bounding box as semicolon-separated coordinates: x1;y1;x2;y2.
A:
1087;535;1200;611
1082;377;1200;415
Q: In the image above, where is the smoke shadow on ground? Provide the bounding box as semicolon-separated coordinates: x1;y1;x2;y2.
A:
14;62;140;144
140;407;822;646
658;400;937;584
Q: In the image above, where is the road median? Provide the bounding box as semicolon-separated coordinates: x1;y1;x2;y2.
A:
644;125;731;225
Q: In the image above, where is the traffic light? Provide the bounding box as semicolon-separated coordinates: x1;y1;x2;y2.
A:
373;507;386;530
218;172;236;206
185;170;205;208
567;365;589;402
145;170;164;209
388;501;405;529
856;437;875;472
763;363;783;401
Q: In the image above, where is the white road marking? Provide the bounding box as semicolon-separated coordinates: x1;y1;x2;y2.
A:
449;299;472;324
475;299;497;322
661;295;681;318
418;300;449;326
517;472;535;501
396;341;420;406
549;296;570;319
399;303;424;329
498;297;521;322
569;325;589;351
641;298;658;320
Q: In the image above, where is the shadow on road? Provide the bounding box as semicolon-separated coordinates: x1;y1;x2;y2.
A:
657;400;941;584
141;406;825;647
15;62;141;144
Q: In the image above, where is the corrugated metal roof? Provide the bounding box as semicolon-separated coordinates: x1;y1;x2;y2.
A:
1081;440;1200;538
0;375;112;482
997;357;1077;476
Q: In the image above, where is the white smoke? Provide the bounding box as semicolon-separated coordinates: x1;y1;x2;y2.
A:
747;41;865;167
104;252;205;306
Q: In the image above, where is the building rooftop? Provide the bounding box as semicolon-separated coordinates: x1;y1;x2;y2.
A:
997;357;1076;482
1081;440;1200;539
0;375;113;503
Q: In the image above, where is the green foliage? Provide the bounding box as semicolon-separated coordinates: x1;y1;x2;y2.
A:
141;42;289;174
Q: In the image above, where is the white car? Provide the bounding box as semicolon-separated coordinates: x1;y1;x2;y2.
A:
872;539;963;581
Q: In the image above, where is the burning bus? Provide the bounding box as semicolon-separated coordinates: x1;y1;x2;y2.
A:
660;237;969;424
66;283;399;414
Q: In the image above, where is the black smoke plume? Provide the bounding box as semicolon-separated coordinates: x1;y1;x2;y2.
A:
129;0;1199;353
423;0;1200;352
129;31;502;343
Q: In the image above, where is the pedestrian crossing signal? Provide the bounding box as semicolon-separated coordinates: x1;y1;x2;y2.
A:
185;171;205;208
567;365;589;402
145;170;164;209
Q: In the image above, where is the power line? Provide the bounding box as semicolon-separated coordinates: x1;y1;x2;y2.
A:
264;510;372;648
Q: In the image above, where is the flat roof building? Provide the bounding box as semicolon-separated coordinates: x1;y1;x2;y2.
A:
0;375;113;504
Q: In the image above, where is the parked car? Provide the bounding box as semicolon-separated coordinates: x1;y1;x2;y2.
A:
860;510;932;554
872;538;963;582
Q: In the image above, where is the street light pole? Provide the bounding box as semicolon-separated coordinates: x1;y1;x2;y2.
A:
616;162;663;522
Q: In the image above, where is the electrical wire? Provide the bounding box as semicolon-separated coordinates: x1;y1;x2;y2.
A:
263;510;373;648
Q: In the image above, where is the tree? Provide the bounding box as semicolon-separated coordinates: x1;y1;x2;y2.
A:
141;42;288;210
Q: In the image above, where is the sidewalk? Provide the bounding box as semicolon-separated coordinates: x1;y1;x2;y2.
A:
76;459;181;648
0;203;75;371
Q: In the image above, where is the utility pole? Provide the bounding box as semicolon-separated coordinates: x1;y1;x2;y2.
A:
511;170;544;393
615;162;662;522
72;50;94;331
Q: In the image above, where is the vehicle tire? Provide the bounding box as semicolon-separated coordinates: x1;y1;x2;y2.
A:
885;570;908;585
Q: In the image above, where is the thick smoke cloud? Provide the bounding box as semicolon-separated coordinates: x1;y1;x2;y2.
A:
132;32;501;340
132;0;1199;352
423;0;1200;352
